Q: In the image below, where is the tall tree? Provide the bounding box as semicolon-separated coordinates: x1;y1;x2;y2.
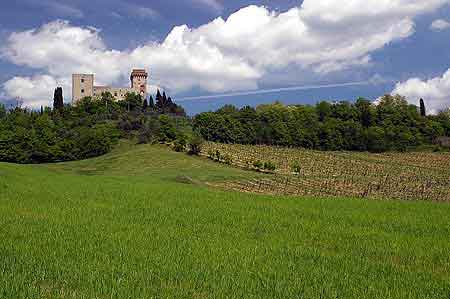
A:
53;87;64;111
149;96;155;110
155;90;163;111
0;104;6;118
420;98;426;117
162;91;168;105
142;98;148;111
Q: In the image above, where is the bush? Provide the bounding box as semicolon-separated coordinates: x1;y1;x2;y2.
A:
264;161;277;172
253;160;263;170
215;150;222;161
291;162;301;174
207;150;215;160
188;134;204;155
173;135;187;152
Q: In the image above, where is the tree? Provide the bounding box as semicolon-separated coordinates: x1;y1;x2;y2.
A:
149;96;155;110
420;98;426;117
53;87;64;111
316;101;332;121
188;133;204;155
155;90;164;112
123;92;143;112
143;98;148;111
355;98;374;127
0;104;6;119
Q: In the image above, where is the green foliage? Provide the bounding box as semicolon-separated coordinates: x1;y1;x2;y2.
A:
253;160;263;170
138;118;160;144
142;98;149;111
173;135;188;152
0;107;120;163
0;104;6;119
291;161;301;174
193;95;450;152
207;149;215;160
420;98;426;117
53;87;64;111
263;161;276;172
0;90;191;163
155;89;186;115
188;133;204;155
215;150;222;161
158;115;177;142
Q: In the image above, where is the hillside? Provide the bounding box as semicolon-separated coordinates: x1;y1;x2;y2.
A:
1;143;450;298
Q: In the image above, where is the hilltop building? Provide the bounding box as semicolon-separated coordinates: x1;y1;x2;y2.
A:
72;69;148;103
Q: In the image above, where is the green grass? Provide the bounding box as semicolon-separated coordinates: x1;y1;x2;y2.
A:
1;142;450;298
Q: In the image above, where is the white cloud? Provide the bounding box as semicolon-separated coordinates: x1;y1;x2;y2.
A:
191;0;223;13
116;1;159;19
33;0;84;18
3;75;70;108
430;19;450;31
392;70;450;114
2;0;450;108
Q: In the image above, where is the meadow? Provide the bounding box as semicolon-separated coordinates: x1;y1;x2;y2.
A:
1;142;450;298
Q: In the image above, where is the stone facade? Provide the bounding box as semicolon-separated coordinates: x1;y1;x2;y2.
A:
72;69;148;103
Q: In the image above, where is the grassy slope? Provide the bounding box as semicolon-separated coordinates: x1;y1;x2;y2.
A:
0;143;449;298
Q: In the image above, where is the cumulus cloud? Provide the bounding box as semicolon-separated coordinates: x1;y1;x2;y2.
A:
3;75;70;108
1;0;450;108
430;19;450;31
392;70;450;114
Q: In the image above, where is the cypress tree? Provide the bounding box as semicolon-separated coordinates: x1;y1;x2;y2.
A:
420;98;426;117
149;96;155;110
53;87;64;111
142;98;148;111
163;91;168;105
156;90;163;111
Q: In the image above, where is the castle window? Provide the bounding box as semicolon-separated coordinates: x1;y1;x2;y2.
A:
114;92;118;96
81;89;85;93
81;79;84;83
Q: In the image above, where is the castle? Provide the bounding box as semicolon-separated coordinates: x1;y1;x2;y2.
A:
72;69;148;103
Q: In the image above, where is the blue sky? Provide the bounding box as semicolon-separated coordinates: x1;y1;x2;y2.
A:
1;0;450;114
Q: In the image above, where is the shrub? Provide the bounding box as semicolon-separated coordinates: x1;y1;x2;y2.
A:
173;135;187;152
253;160;263;170
291;161;301;174
264;161;276;172
215;150;222;161
207;150;215;160
188;133;204;155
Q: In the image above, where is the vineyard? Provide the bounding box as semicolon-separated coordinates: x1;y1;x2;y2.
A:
202;143;450;201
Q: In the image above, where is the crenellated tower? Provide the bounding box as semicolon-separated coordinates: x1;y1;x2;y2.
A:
130;69;148;99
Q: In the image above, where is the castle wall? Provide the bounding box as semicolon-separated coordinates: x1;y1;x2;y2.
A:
72;70;148;103
93;86;135;101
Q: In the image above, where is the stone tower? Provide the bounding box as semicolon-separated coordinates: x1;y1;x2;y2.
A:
72;74;94;103
130;69;148;99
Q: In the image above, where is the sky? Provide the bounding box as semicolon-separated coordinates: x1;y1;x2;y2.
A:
1;0;450;115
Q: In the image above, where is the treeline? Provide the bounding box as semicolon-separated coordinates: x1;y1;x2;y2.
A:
0;91;190;164
193;95;450;152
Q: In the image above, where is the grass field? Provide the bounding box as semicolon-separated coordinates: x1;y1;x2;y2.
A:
1;142;450;298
